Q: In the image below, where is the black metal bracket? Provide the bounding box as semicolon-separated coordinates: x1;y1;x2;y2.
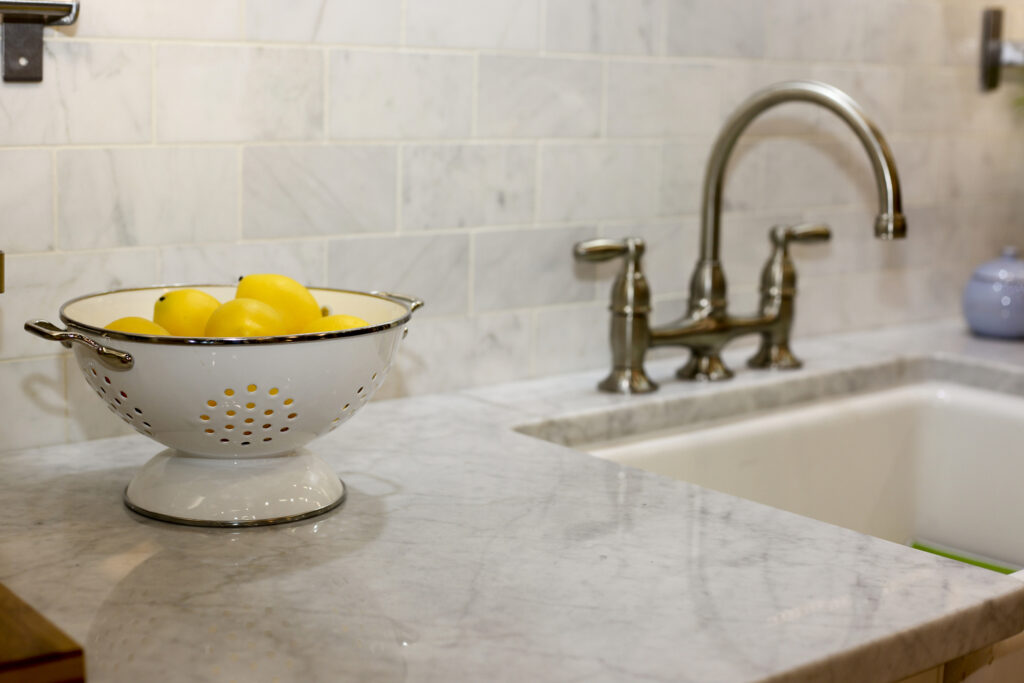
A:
0;1;78;83
981;7;1024;91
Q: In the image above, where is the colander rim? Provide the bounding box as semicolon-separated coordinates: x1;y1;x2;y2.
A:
59;284;418;346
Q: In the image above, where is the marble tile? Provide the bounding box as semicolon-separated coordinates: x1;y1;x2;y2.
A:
2;250;160;361
329;51;473;139
666;0;764;58
63;0;242;40
245;0;401;44
538;143;661;222
659;141;707;217
897;67;959;135
0;42;150;145
532;303;612;376
764;0;864;62
57;148;238;250
155;45;323;143
243;145;396;238
860;0;943;66
476;56;602;138
406;0;540;50
544;0;664;55
160;241;326;287
756;137;870;212
473;226;598;312
606;61;721;138
327;234;469;316
375;311;532;397
0;150;52;253
0;356;67;452
401;144;535;231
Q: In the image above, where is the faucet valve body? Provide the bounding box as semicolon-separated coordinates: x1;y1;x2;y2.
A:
574;238;657;394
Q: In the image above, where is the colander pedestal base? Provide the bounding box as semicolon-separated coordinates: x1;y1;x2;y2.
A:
123;448;346;527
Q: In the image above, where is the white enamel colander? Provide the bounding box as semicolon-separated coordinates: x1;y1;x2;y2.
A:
26;285;422;527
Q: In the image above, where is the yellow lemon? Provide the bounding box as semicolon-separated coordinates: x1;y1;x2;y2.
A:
236;274;320;334
203;298;287;338
301;314;369;334
106;317;170;336
153;288;221;337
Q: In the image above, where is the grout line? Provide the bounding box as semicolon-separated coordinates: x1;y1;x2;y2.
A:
150;43;157;143
471;53;480;137
599;57;609;138
50;148;59;250
466;230;475;316
322;48;330;141
236;146;244;242
395;145;404;234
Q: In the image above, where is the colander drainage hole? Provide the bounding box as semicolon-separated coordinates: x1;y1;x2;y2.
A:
224;388;235;396
104;376;111;384
142;421;151;428
134;407;142;415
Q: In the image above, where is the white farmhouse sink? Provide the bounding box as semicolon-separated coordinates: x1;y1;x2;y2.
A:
584;382;1024;571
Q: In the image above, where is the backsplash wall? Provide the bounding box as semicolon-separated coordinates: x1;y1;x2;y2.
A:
2;0;1024;451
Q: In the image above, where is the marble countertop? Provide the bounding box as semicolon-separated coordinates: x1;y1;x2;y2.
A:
4;320;1024;682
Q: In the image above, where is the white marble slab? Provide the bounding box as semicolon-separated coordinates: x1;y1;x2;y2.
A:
5;322;1024;682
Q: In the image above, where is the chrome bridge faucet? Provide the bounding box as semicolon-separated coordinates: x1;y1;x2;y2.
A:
576;81;906;393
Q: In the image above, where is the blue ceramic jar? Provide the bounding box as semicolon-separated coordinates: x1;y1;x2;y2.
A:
963;246;1024;338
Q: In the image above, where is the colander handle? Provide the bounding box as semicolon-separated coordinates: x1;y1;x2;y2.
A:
373;292;424;313
24;319;134;370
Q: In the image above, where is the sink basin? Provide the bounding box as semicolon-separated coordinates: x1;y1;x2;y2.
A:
581;382;1024;570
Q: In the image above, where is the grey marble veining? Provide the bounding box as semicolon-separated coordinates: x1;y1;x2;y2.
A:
5;322;1024;682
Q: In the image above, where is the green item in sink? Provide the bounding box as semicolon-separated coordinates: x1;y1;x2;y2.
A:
911;541;1017;575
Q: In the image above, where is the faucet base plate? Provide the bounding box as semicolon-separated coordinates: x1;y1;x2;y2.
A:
677;353;733;382
598;368;658;394
748;342;803;370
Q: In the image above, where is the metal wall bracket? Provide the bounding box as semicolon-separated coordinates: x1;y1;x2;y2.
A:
0;1;78;83
981;7;1024;90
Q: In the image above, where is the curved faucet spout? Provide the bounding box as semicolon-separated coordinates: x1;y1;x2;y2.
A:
692;80;905;317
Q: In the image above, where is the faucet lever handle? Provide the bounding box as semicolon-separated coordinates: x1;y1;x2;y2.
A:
574;237;645;263
771;224;831;247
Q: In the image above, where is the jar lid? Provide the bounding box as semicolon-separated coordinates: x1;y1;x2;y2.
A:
971;246;1024;284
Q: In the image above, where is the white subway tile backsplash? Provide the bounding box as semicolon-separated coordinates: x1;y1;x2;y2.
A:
3;250;160;361
860;0;943;66
477;56;602;138
375;311;532;398
244;145;396;238
406;0;540;50
532;303;614;376
330;51;473;139
538;143;661;222
57;148;237;250
401;144;535;231
666;0;764;59
473;226;598;311
764;0;864;63
65;0;242;40
0;42;150;145
327;234;469;316
155;45;323;143
245;0;401;45
0;357;68;451
606;61;721;138
160;241;326;287
545;0;664;55
0;150;52;253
